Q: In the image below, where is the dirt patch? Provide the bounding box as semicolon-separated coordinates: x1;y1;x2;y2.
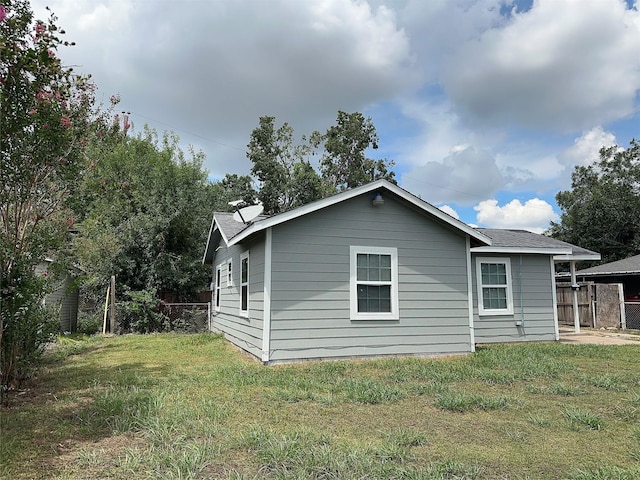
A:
559;327;640;345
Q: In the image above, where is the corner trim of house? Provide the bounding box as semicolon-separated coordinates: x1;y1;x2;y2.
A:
262;227;273;363
466;236;475;352
550;256;560;341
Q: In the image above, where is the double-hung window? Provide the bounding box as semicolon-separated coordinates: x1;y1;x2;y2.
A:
214;264;222;312
227;259;233;286
350;246;399;320
476;257;513;315
239;251;249;317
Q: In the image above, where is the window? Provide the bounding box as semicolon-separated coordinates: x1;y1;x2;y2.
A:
240;251;249;316
227;259;233;286
214;264;222;312
350;246;399;320
476;257;513;315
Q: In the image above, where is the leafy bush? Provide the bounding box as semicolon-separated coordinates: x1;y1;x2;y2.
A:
117;289;169;333
0;267;60;402
76;312;102;335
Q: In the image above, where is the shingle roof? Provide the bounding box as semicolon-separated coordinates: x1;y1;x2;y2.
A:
576;253;640;275
475;229;601;260
214;212;266;242
216;180;491;248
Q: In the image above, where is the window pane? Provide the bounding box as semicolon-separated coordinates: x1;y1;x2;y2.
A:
357;254;392;284
241;286;248;310
241;258;248;283
369;267;379;281
357;285;391;312
483;287;507;310
380;267;391;282
482;262;506;285
357;267;368;281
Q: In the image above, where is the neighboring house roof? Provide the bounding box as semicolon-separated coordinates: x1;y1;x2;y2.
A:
204;179;493;263
575;253;640;276
473;229;601;261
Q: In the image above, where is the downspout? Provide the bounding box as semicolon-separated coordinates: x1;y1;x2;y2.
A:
466;236;475;352
517;255;524;327
262;227;273;363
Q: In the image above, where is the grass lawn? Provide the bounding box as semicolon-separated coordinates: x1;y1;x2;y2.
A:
1;334;639;479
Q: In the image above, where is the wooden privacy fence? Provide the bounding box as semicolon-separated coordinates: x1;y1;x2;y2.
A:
557;282;631;329
557;282;594;327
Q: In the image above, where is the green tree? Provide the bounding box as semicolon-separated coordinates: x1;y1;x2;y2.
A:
247;116;323;213
320;111;396;192
0;1;97;402
549;139;640;264
210;173;258;212
74;128;215;323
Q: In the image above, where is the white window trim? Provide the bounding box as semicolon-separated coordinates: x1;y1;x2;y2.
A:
476;257;514;316
239;251;249;317
350;246;399;321
214;263;223;312
227;259;233;287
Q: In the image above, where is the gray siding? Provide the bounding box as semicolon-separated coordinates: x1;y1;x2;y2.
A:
268;194;473;362
211;237;265;359
472;254;556;343
37;263;79;332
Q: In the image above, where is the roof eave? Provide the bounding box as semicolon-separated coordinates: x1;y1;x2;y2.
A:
202;217;230;265
227;180;492;247
471;246;572;255
553;253;602;262
576;270;640;276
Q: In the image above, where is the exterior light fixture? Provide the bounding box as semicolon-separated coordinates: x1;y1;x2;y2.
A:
372;192;384;206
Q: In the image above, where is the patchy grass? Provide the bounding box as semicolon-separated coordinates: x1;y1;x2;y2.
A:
1;335;640;479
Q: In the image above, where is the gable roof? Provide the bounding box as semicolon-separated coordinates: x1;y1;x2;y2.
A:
576;253;640;276
472;229;601;260
203;180;492;263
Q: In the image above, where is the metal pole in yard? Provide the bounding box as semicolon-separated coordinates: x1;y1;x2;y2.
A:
102;284;110;334
570;261;580;333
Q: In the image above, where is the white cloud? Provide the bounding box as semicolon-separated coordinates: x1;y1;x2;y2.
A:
442;0;640;131
560;127;617;167
401;146;505;205
32;0;419;178
437;204;460;220
474;198;559;233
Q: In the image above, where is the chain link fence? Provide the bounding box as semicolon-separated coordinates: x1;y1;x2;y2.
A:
625;302;640;330
160;302;211;333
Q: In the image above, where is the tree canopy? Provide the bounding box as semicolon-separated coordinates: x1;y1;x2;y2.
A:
74;128;215;304
0;0;100;401
247;116;323;213
548;139;640;264
246;111;395;214
320;111;396;192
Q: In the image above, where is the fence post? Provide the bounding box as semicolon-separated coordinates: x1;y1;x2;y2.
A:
109;275;116;334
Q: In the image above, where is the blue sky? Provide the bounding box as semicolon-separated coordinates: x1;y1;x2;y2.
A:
32;0;640;233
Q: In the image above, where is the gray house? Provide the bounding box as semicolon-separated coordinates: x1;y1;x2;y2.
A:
203;180;597;364
36;260;79;332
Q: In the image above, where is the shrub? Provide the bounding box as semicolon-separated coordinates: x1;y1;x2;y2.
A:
117;289;169;333
76;312;102;335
